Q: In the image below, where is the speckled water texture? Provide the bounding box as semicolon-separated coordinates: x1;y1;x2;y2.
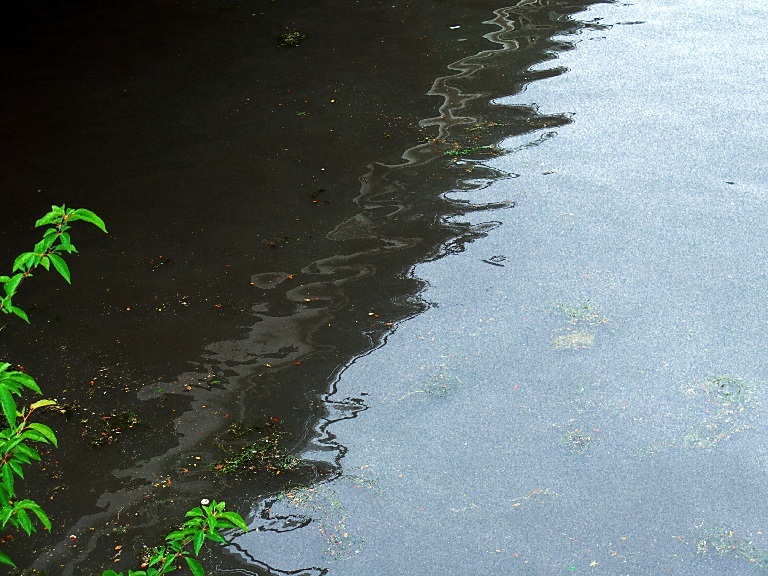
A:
232;1;768;575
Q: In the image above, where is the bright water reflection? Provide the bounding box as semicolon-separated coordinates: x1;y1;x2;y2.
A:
234;1;768;574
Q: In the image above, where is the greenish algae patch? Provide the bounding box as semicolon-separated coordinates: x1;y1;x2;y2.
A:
695;527;768;570
277;474;379;560
681;375;757;449
550;300;608;350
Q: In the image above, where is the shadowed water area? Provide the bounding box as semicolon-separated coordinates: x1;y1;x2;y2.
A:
2;0;768;574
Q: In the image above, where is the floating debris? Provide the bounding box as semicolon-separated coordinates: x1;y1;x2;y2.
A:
398;373;462;401
550;300;607;350
560;426;596;454
276;475;376;560
277;31;308;47
511;487;562;510
695;527;768;569
681;375;757;449
553;330;596;350
213;418;301;475
81;410;141;448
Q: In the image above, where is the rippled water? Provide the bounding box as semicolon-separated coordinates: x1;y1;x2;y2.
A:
229;1;768;575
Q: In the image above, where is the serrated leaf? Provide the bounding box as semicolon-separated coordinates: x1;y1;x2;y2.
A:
70;209;108;233
27;422;57;446
0;549;16;567
47;253;71;284
0;388;17;427
185;556;205;576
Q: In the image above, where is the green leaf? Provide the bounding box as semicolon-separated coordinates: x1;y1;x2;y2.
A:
5;273;24;297
8;459;24;479
217;511;248;532
101;571;121;576
193;529;205;555
39;256;50;271
16;508;33;535
0;500;13;524
148;547;165;566
25;501;51;531
9;372;41;394
185;556;205;576
0;549;16;568
70;209;108;233
34;234;57;256
10;306;29;324
12;253;35;273
34;208;64;228
48;253;71;284
14;443;40;462
28;423;57;447
204;531;226;544
30;399;58;410
20;429;49;444
0;388;17;427
185;507;205;518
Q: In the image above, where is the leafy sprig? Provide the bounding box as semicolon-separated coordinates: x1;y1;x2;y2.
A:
101;500;248;576
0;205;107;323
0;364;58;568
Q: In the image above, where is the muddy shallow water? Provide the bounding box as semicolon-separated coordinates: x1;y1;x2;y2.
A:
2;0;768;574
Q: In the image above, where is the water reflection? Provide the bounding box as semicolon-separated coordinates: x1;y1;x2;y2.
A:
26;1;608;573
224;2;609;574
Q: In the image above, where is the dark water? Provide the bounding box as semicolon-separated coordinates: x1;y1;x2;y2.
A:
0;0;604;572
4;0;767;574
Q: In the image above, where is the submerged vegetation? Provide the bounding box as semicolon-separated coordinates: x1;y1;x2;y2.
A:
277;31;307;47
682;375;755;449
213;418;301;476
696;527;768;570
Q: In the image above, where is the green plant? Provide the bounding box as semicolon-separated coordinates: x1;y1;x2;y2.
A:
0;207;247;573
0;205;106;567
1;204;107;323
0;365;57;567
102;500;248;576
